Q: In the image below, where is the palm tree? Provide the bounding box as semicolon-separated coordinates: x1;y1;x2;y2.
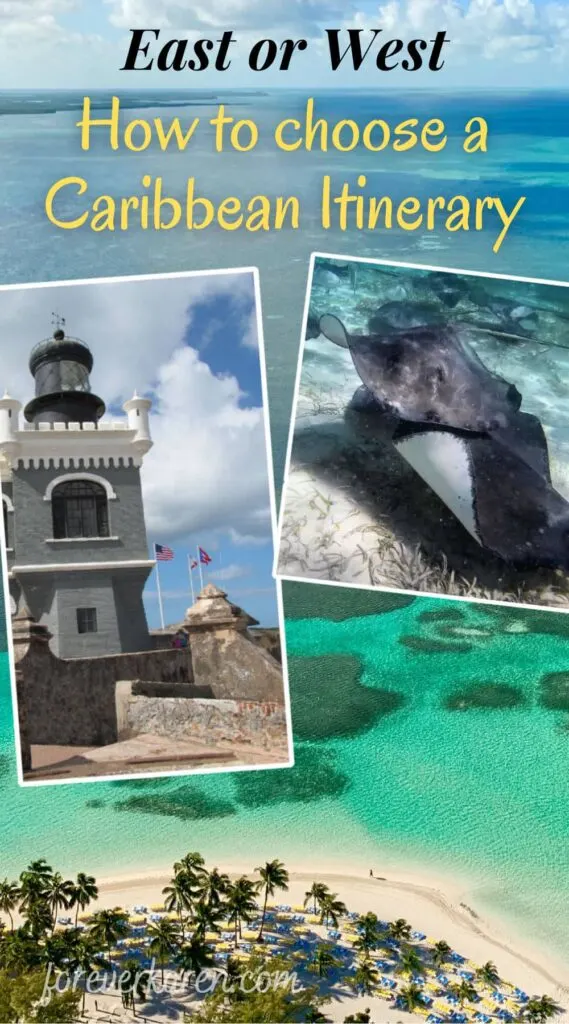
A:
304;882;330;915
256;859;289;941
476;960;500;986
388;918;412;942
226;877;259;946
173;851;207;881
522;995;563;1022
24;899;52;939
163;873;194;937
305;1010;330;1023
0;929;43;972
309;944;341;979
69;935;104;1015
432;939;452;968
44;872;75;931
148;917;181;984
350;958;379;996
319;892;347;929
191;899;222;940
353;913;381;958
196;868;230;910
175;936;214;979
399;982;424;1012
120;957;150;1017
450;979;478;1008
18;861;52;918
397;946;423;977
0;879;20;931
69;872;98;927
89;908;130;965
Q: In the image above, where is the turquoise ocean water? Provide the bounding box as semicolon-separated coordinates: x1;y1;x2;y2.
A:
1;90;569;966
2;588;569;963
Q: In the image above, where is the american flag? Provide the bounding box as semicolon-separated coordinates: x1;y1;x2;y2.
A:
189;558;198;570
155;543;174;561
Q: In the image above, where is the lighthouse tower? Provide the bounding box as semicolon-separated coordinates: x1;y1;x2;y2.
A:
0;321;155;658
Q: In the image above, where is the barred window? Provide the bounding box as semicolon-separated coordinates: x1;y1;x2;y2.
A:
52;480;109;539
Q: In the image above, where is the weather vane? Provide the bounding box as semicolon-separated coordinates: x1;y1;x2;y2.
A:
51;312;66;331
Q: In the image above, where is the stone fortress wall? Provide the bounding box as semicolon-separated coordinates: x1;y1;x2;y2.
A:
13;584;286;772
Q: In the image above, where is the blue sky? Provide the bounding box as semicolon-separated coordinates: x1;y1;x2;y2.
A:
0;270;279;629
1;0;569;90
139;287;278;629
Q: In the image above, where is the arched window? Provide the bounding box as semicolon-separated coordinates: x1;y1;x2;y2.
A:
52;480;110;539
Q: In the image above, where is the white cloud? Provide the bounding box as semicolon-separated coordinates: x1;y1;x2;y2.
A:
142;344;271;541
344;0;569;71
1;0;568;85
0;270;272;545
107;0;345;34
209;562;251;580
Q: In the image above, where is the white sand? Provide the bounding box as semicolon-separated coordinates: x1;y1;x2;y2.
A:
83;859;569;1022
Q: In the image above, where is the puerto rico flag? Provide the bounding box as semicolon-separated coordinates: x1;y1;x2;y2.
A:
155;543;174;561
199;546;212;565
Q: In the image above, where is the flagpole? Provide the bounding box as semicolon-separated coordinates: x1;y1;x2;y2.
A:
187;554;195;605
197;546;204;590
154;546;165;630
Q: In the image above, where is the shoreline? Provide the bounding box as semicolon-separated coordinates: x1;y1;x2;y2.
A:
93;857;569;1011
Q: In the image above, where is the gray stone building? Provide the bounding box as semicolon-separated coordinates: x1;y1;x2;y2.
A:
0;324;155;658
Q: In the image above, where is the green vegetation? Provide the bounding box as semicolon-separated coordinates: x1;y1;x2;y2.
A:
0;855;561;1023
521;994;564;1022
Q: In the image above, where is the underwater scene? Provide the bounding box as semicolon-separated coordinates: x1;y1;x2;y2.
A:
278;256;569;608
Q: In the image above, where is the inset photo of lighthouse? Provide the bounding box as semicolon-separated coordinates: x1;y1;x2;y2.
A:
277;253;569;613
0;268;292;785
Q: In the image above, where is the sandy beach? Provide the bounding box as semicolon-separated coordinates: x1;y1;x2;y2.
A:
88;859;569;1021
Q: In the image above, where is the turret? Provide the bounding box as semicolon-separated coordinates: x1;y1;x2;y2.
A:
0;392;22;457
123;393;152;455
24;323;105;425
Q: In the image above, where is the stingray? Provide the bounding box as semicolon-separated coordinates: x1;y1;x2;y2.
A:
319;313;521;434
368;300;446;335
317;315;569;570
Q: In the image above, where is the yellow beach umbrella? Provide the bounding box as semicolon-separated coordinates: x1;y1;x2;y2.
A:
306;915;320;925
292;905;307;914
150;904;165;912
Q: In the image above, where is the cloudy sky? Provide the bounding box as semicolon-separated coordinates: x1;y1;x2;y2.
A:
0;270;280;627
0;0;568;88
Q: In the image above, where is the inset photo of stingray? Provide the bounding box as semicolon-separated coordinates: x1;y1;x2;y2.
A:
276;254;569;611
